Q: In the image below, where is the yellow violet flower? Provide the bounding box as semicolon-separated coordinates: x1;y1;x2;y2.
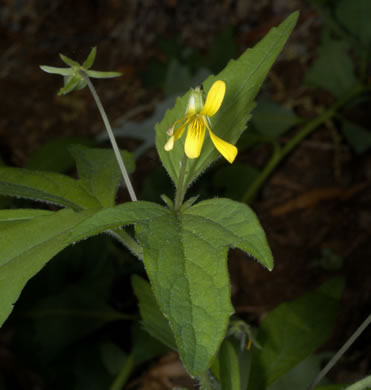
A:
164;80;237;163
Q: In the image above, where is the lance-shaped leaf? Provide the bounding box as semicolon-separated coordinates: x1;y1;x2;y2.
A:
0;201;166;327
0;147;134;210
136;198;273;375
156;11;298;189
69;145;135;208
0;167;100;210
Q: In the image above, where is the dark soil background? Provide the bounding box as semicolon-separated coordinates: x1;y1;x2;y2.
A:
0;0;370;389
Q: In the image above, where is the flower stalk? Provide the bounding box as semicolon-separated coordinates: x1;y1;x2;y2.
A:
174;154;188;210
80;71;137;202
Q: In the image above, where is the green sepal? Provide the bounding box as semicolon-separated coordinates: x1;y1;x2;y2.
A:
59;75;83;96
39;65;73;76
82;47;97;69
85;70;122;79
59;53;80;67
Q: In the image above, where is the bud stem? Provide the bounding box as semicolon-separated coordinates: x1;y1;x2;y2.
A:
80;71;137;202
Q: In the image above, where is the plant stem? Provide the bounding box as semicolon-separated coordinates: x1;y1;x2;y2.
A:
308;313;371;390
197;371;214;390
109;228;143;260
109;353;134;390
242;86;364;204
80;71;137;202
174;154;188;210
345;375;371;390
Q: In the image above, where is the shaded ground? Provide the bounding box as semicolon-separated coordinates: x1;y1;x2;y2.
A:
0;0;370;388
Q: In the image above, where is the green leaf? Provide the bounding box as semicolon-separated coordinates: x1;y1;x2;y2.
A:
156;12;299;189
341;120;371;154
131;323;169;366
0;209;54;232
219;339;241;390
26;136;94;172
251;98;300;137
69;145;135;208
336;0;371;47
249;277;344;390
0;201;165;327
267;354;328;390
305;40;358;97
82;47;97;69
131;275;176;350
0;146;134;209
136;198;273;375
0;167;100;210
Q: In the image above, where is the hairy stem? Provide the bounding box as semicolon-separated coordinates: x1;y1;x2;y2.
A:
174;154;188;210
197;371;214;390
80;71;137;202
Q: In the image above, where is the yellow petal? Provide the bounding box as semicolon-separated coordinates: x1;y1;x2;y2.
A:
200;80;226;117
208;130;237;163
173;120;188;142
185;117;206;159
164;120;188;151
164;135;174;151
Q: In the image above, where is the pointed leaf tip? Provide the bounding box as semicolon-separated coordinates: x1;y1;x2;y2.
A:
83;47;97;69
